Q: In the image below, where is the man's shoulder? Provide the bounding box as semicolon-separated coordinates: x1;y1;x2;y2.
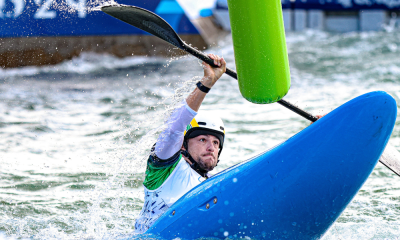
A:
148;148;182;169
144;150;183;190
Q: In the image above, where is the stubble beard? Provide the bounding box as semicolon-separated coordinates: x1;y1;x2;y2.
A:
196;155;216;172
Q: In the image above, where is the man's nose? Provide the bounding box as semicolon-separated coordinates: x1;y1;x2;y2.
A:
206;142;215;151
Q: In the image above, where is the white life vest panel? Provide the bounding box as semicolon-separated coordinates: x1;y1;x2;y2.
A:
135;158;206;233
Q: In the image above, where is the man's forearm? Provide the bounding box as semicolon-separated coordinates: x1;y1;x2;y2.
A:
154;79;207;159
186;77;208;112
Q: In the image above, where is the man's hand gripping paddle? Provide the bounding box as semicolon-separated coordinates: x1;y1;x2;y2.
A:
101;5;400;177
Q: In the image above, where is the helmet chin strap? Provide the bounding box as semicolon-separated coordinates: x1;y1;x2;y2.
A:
181;150;209;178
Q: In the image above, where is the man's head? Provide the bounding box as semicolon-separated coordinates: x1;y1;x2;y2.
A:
185;134;220;171
182;113;225;172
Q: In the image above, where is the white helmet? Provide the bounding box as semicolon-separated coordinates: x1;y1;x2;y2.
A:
184;112;225;156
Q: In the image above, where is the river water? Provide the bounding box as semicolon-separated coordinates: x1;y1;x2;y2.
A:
0;30;399;239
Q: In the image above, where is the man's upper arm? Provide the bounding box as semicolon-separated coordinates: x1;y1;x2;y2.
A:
154;100;197;159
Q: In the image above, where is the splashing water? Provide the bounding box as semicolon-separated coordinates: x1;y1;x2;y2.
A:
1;30;400;239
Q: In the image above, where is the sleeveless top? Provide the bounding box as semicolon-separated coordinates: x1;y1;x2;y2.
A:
134;156;206;233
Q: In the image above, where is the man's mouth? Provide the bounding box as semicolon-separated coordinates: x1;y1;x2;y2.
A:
202;153;214;159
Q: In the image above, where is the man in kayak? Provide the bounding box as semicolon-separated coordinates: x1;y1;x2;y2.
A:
135;54;227;233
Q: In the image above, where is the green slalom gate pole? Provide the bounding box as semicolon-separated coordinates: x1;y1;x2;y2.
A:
227;0;291;104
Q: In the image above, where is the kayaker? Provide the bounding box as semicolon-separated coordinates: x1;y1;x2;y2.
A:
134;54;227;233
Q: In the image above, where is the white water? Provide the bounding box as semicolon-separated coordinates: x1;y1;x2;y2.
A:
0;30;400;239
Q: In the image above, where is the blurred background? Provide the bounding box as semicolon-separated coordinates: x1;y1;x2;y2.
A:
1;0;400;239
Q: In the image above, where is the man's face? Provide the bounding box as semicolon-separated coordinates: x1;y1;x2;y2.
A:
186;134;220;171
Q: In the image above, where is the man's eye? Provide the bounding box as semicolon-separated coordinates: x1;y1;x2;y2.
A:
214;141;219;145
200;138;205;142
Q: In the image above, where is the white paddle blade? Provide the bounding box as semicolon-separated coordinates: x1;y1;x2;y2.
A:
380;144;400;177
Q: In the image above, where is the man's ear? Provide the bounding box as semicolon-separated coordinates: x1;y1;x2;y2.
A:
182;140;188;151
181;143;192;164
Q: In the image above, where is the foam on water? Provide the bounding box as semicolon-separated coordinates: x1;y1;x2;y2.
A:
0;53;165;79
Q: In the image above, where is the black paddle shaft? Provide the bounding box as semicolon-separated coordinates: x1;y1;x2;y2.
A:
102;5;318;122
183;44;318;122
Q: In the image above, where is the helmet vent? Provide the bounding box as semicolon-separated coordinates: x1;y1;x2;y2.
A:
198;122;207;126
220;126;224;130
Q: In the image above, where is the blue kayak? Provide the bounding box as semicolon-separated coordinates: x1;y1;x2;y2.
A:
132;91;397;239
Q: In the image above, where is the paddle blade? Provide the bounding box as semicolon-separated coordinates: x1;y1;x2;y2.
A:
380;144;400;177
101;5;184;49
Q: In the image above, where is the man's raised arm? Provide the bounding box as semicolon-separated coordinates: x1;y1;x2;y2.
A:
154;54;227;159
